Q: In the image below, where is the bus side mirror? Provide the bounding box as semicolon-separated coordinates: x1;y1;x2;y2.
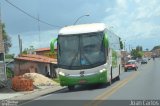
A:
50;38;57;53
103;34;109;48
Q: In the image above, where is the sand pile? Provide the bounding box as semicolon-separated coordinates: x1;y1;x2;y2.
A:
23;73;59;87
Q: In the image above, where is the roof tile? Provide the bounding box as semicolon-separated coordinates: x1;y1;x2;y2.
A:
15;54;57;64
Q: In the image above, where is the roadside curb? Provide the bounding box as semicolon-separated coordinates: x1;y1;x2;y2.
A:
5;86;66;105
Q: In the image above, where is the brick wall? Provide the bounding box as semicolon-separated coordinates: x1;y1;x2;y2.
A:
14;60;49;76
14;56;58;78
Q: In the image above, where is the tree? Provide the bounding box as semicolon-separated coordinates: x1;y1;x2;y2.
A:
145;48;149;51
152;45;160;51
1;23;12;53
22;45;35;54
22;48;29;54
136;45;143;51
119;38;123;50
5;54;15;59
131;46;144;59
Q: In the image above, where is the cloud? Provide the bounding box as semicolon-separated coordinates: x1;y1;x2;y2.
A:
3;0;160;54
102;0;160;50
116;0;128;9
2;0;110;34
135;0;160;20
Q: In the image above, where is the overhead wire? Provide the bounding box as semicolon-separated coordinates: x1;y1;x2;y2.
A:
4;0;62;28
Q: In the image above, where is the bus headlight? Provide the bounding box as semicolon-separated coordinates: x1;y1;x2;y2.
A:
99;69;106;73
59;71;65;76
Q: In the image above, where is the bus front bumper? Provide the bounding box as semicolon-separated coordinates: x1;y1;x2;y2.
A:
59;71;107;86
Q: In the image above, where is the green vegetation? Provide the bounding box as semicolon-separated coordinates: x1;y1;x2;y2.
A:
131;45;144;59
44;52;57;58
152;45;160;51
1;23;12;53
6;67;14;78
5;54;14;59
22;45;35;54
119;38;123;50
136;45;143;51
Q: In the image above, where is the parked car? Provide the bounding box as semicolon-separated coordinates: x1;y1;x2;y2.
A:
124;60;138;72
141;58;148;64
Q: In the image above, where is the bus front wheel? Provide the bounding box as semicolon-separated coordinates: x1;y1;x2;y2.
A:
135;68;137;71
108;67;112;86
116;76;120;81
108;79;112;86
68;85;75;91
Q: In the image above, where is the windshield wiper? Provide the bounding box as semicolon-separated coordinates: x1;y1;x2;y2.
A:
69;52;79;68
81;54;92;65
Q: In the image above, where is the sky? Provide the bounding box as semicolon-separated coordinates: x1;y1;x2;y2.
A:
1;0;160;55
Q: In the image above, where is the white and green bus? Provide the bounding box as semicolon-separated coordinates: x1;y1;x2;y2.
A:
50;23;121;90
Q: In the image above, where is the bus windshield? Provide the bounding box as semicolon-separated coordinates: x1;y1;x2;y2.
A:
58;32;106;69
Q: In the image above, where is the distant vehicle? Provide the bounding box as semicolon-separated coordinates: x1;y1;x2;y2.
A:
50;23;121;90
124;60;138;72
152;56;155;60
141;58;148;64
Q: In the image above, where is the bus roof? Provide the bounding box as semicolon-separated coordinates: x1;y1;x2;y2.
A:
59;23;106;35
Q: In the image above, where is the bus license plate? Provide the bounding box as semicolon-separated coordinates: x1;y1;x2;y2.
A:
79;80;86;84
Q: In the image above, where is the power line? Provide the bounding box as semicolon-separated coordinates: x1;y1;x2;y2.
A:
37;13;41;47
4;0;62;28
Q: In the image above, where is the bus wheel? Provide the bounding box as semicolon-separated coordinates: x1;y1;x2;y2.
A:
68;85;74;91
116;76;120;81
135;68;137;71
108;67;112;86
125;69;127;72
108;79;112;86
119;64;121;75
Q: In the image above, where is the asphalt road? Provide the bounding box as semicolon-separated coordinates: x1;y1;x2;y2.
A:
20;58;160;106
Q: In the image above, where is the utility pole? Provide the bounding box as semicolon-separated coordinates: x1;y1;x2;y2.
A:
0;3;4;53
20;38;22;54
124;41;126;51
18;35;22;54
129;44;131;53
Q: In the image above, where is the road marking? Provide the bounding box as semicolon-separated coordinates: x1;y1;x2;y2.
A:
84;71;139;106
95;72;138;100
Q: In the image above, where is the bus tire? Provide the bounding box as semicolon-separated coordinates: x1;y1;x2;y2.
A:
107;79;112;86
68;85;74;91
135;68;137;71
108;67;113;86
119;64;121;75
116;76;120;81
125;69;127;72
